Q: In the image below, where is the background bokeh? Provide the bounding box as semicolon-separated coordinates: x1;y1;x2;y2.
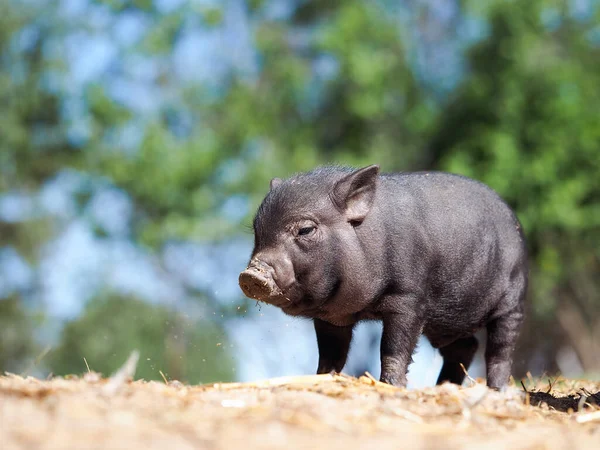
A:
1;0;599;386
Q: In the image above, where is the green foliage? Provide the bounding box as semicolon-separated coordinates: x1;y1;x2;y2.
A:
0;1;75;192
87;85;132;129
0;0;76;270
0;296;39;374
48;294;235;383
96;0;436;245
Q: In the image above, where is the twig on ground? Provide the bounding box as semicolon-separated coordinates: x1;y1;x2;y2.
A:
577;393;589;412
576;410;600;424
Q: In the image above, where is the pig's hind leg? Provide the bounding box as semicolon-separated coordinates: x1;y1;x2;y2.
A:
485;305;524;390
436;336;479;385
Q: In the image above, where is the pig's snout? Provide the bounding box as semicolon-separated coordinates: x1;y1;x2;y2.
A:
239;260;284;302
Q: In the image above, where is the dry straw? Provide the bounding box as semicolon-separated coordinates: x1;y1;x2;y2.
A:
1;357;599;450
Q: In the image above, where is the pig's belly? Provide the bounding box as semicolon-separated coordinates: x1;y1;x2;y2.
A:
349;308;485;350
422;305;488;349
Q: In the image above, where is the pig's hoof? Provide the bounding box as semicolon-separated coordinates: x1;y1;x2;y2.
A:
380;375;407;388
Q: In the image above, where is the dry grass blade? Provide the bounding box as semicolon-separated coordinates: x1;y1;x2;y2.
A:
102;350;140;396
364;371;378;382
521;380;531;406
459;363;477;386
359;371;401;390
159;370;169;384
20;345;52;377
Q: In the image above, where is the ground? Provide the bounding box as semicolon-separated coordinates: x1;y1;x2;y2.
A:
1;370;599;449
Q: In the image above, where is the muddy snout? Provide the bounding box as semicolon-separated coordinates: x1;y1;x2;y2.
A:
239;260;283;302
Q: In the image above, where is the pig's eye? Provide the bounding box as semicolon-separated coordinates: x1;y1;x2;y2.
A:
297;226;315;237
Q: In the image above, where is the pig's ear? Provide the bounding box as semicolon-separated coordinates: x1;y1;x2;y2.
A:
332;165;380;223
270;178;283;190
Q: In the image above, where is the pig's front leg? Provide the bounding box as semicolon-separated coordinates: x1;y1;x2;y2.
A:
314;319;354;374
379;303;424;387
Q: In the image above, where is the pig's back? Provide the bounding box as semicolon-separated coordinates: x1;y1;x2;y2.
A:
380;171;524;248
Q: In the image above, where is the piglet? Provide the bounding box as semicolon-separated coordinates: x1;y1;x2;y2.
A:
239;165;527;389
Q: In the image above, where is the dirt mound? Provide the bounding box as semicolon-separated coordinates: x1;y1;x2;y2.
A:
1;372;599;449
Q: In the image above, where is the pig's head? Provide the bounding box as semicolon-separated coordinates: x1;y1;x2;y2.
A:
239;165;380;317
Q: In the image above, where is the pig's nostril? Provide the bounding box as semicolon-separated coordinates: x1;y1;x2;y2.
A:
239;273;264;297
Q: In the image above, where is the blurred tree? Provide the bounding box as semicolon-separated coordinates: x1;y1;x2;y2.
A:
429;0;600;374
0;0;75;255
83;3;438;383
0;0;238;380
48;293;235;383
0;296;39;374
0;0;71;373
94;0;436;246
2;0;598;382
0;1;78;192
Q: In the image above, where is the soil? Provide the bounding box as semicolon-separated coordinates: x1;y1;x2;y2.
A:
1;372;599;449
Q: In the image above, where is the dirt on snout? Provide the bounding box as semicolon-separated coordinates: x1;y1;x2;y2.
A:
1;372;599;450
